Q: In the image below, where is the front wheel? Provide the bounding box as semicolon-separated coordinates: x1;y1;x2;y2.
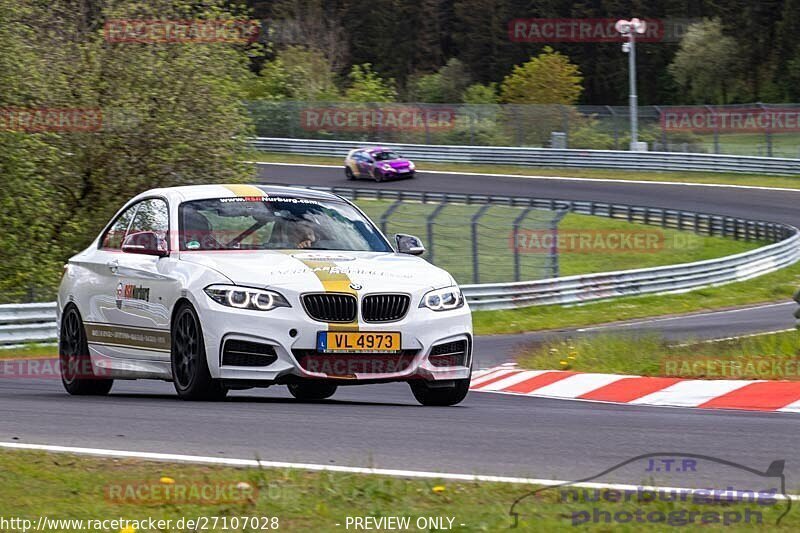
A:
60;306;114;396
288;381;338;401
409;379;470;406
171;304;227;401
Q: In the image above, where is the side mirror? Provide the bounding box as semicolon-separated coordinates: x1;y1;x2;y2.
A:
395;234;425;256
122;231;168;257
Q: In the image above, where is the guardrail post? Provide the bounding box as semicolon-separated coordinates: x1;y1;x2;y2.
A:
426;203;447;264
380;200;403;235
511;207;533;282
471;204;492;284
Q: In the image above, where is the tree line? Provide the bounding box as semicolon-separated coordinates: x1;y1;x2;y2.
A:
250;0;800;105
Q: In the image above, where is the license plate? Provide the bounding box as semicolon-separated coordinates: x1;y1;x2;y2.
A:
317;331;401;353
398;168;408;173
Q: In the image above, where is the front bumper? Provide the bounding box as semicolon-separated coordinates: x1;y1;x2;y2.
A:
197;297;472;385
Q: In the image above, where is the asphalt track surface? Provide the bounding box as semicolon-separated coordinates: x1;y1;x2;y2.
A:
3;164;800;492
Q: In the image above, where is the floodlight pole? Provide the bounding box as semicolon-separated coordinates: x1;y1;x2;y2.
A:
627;30;638;149
617;18;644;151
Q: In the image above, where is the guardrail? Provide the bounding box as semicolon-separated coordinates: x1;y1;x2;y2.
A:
0;302;58;345
251;137;800;175
3;187;799;343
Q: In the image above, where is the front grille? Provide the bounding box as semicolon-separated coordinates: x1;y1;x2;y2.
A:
222;339;277;367
302;293;357;323
293;349;418;376
428;340;469;367
362;294;410;322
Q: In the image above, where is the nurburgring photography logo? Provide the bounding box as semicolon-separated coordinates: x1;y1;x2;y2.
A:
509;453;792;528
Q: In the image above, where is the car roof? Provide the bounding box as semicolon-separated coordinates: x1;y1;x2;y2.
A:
132;184;342;203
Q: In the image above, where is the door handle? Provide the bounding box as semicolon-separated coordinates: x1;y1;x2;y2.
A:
106;260;119;273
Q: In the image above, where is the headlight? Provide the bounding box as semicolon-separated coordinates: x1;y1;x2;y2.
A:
420;286;464;312
382;163;394;171
204;285;290;311
408;161;415;170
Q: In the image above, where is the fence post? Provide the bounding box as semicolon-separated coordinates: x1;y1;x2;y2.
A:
380;200;403;235
607;105;619;150
426;203;447;264
705;105;720;154
550;210;568;278
471;204;492;284
511;207;533;282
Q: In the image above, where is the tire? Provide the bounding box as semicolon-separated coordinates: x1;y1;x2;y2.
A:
287;381;338;401
409;378;470;406
345;167;356;180
59;306;113;396
170;303;228;401
374;169;384;182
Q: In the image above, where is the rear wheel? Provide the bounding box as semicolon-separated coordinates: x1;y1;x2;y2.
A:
345;167;356;180
288;381;338;401
59;306;113;396
409;378;470;406
171;304;227;401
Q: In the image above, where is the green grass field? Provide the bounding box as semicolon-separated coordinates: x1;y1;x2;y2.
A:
516;330;800;378
0;450;796;532
353;199;759;285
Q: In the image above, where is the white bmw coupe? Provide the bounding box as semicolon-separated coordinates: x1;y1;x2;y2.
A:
58;185;472;405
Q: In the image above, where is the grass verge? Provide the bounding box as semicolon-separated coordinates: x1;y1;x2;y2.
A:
516;330;800;379
249;150;800;189
472;260;800;335
0;450;796;531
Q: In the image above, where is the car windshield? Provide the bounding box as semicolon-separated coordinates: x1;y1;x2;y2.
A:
179;196;392;252
373;151;400;161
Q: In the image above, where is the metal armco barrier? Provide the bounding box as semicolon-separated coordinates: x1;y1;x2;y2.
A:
251;137;800;175
0;302;58;345
3;188;799;342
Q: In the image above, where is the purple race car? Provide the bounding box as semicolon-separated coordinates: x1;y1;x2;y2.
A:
344;147;416;182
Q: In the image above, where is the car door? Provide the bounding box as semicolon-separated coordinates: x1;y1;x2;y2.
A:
108;197;181;361
85;198;179;369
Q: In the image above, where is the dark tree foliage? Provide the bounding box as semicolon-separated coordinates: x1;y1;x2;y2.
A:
250;0;800;104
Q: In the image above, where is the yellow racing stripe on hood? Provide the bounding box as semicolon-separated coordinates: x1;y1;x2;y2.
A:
295;257;360;332
224;184;265;197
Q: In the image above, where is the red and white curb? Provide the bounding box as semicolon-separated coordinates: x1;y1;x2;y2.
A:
470;365;800;413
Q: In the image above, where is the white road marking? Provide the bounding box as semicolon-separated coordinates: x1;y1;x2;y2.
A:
576;301;795;332
1;441;796;500
672;328;796;347
248;161;800;193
